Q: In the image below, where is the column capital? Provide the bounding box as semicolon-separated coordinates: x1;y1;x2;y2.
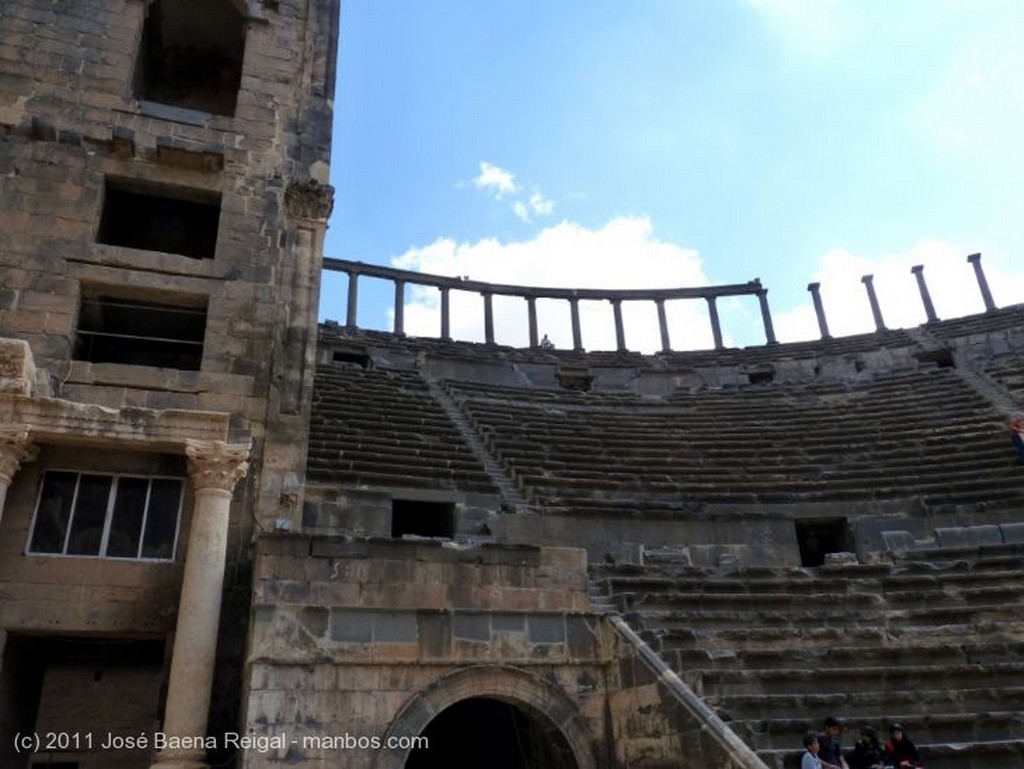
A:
0;428;36;482
185;439;251;493
284;179;335;221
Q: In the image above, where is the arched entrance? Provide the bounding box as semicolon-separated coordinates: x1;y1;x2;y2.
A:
372;666;597;769
405;696;577;769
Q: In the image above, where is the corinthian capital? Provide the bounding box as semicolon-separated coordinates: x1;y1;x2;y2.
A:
0;428;36;482
185;439;251;493
285;179;335;221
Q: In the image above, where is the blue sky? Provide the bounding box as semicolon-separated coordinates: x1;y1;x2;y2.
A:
323;0;1024;351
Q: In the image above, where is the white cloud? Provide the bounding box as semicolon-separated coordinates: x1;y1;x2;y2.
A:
529;192;555;217
473;162;518;198
470;162;557;224
773;240;1024;343
391;216;721;352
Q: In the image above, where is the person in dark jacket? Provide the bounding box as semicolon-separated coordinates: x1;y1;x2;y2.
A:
847;726;885;769
818;716;849;769
884;723;923;768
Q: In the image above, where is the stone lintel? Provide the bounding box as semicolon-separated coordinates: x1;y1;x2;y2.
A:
0;393;230;452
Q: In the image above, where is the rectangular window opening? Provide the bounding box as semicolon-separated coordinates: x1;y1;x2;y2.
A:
74;288;207;370
98;179;220;260
133;0;246;116
391;500;456;539
28;471;185;561
795;517;851;567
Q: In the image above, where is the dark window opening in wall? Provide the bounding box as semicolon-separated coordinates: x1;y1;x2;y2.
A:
391;500;456;539
98;180;220;260
28;471;185;560
75;290;207;370
795;518;851;567
748;369;775;385
332;350;371;368
133;0;246;116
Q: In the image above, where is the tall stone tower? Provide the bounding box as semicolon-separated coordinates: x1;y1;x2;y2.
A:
0;2;339;767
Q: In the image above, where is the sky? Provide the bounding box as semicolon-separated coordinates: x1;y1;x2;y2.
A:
322;0;1024;352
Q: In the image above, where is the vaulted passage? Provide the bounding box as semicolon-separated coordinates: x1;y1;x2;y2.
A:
404;697;578;769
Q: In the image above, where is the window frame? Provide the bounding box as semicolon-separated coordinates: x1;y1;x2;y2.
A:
26;470;186;562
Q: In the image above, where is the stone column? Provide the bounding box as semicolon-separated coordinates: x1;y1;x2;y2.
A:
756;286;778;345
706;296;724;350
0;429;35;524
807;282;831;339
393;280;406;336
967;252;996;312
439;287;451;340
345;271;359;328
861;274;886;331
483;292;495;344
569;297;583;351
611;299;626;352
655;299;671;353
527;297;539;348
910;265;938;323
151;440;250;769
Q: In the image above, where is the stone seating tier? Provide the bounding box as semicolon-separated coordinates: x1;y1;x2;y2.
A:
984;354;1024;400
447;368;1023;513
923;304;1024;340
307;365;496;494
591;549;1024;769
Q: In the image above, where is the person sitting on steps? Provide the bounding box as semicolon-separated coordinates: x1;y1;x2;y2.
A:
847;726;885;769
884;723;924;769
1011;411;1024;466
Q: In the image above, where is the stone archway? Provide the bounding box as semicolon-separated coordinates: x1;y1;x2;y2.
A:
372;665;597;769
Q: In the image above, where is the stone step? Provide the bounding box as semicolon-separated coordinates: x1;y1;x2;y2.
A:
662;639;1024;670
757;738;1024;769
689;661;1024;697
731;711;1024;752
705;686;1024;721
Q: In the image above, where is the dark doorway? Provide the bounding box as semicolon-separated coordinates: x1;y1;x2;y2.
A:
0;635;165;769
795;517;851;567
391;500;455;539
404;697;577;769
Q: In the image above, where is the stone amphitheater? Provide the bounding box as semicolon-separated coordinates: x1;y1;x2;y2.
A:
1;2;1023;769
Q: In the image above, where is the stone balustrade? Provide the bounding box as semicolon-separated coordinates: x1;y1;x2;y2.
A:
323;257;775;350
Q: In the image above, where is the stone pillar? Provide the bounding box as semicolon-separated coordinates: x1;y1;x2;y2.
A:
756;286;778;345
0;429;34;524
151;440;250;769
967;252;996;312
861;274;886;331
910;265;938;323
439;287;451;340
655;299;671;352
483;292;495;344
807;282;831;339
706;296;724;350
393;280;405;336
569;297;583;351
611;299;626;352
345;271;358;328
527;297;539;348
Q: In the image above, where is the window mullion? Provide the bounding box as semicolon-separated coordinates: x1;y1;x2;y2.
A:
61;473;83;555
138;478;154;559
98;474;119;557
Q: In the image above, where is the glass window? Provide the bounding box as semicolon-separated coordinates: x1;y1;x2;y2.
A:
28;472;184;561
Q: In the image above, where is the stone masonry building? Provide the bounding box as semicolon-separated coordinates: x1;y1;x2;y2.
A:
2;4;1024;769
